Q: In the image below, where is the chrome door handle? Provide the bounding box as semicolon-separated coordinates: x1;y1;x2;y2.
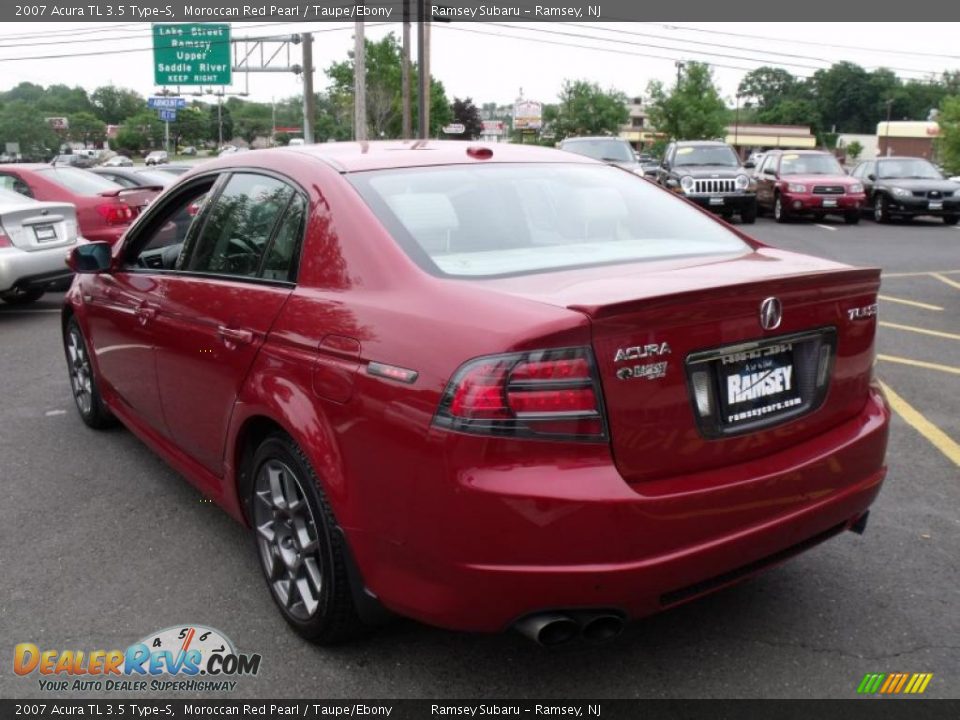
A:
217;326;254;345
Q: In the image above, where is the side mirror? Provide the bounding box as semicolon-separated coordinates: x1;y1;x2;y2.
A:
744;160;756;169
763;167;777;176
66;242;112;274
867;173;877;182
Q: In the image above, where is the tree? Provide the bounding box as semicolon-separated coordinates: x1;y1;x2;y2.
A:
171;107;208;148
68;111;106;147
938;96;960;176
208;104;234;146
326;32;451;138
0;101;59;160
91;86;145;125
738;67;797;112
115;111;165;155
451;97;482;139
647;62;727;141
845;140;864;163
550;79;628;140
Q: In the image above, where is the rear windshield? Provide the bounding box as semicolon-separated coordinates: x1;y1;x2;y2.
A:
349;164;750;278
36;167;122;195
561;139;634;163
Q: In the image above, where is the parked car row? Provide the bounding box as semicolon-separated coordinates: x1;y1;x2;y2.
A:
0;162;170;304
558;137;960;227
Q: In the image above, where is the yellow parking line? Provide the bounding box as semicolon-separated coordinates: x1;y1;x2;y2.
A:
878;354;960;376
882;269;960;278
880;381;960;467
878;295;943;311
880;321;960;341
931;273;960;291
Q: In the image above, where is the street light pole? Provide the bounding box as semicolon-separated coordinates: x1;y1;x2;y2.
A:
885;98;894;157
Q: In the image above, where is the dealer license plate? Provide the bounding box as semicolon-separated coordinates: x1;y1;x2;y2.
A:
718;342;803;427
929;201;943;211
822;198;838;208
709;197;724;206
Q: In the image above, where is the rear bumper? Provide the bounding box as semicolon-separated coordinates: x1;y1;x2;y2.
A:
358;386;890;632
782;192;865;214
0;246;74;293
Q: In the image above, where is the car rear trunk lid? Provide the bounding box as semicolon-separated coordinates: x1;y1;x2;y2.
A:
1;202;78;251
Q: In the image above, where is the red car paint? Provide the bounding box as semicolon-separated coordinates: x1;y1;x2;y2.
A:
63;142;889;633
0;165;157;244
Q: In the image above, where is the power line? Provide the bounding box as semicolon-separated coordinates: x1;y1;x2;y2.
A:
642;22;960;62
485;22;927;74
437;23;765;75
564;22;938;77
0;22;145;41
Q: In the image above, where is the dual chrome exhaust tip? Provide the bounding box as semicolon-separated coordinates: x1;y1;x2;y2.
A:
514;610;626;647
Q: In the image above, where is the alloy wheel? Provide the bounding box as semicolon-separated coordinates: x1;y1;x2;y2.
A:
67;328;93;416
874;197;886;223
253;459;324;621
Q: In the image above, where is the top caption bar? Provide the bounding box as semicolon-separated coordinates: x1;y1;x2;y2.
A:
5;1;959;22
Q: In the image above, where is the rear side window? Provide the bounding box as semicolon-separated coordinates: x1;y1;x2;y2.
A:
349;164;750;278
0;174;33;198
182;173;295;279
36;167;122;195
261;193;306;282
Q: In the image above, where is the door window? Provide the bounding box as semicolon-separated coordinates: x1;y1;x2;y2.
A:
182;173;294;279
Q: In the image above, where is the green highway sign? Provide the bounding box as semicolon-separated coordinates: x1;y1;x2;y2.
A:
153;23;231;86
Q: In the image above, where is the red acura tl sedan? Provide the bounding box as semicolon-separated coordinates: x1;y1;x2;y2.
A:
62;142;890;646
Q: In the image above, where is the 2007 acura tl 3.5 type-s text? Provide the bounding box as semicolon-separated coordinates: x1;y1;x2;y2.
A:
62;141;890;647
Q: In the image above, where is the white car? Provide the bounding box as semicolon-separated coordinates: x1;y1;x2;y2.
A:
0;187;79;305
103;155;134;167
145;151;169;166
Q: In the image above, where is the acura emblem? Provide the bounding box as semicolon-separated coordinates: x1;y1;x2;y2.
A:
759;297;782;330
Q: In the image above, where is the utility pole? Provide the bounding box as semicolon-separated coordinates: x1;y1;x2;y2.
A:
301;33;315;144
885;98;894;157
217;93;223;147
417;0;430;139
402;0;411;139
675;60;685;88
354;20;367;141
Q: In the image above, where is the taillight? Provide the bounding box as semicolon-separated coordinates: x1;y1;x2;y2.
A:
0;223;11;248
96;203;133;225
434;347;607;441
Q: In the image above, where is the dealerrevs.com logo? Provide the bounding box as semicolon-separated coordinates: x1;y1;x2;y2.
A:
14;625;262;693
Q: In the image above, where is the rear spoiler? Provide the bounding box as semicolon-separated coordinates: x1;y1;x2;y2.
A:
98;186;164;198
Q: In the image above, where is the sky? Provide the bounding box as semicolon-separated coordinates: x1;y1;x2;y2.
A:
0;21;958;107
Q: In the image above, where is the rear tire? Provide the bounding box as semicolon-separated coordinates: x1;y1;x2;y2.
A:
1;288;45;305
844;212;861;225
63;316;116;429
943;215;959;226
250;433;367;645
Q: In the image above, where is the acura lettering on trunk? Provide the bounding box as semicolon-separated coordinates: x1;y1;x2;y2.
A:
62;141;890;647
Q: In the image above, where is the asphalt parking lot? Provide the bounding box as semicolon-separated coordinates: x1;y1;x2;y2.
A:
1;215;958;700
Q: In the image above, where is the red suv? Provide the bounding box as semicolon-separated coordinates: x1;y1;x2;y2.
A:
0;165;159;244
62;142;890;646
756;150;866;224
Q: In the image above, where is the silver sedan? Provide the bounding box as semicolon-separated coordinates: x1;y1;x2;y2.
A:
0;187;79;305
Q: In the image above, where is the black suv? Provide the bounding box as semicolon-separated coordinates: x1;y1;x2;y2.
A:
657;140;757;223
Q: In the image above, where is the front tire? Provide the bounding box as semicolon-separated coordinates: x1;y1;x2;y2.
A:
844;212;861;225
1;288;45;305
740;202;757;224
874;194;890;223
774;194;789;223
251;433;366;645
63;316;115;429
943;215;959;226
